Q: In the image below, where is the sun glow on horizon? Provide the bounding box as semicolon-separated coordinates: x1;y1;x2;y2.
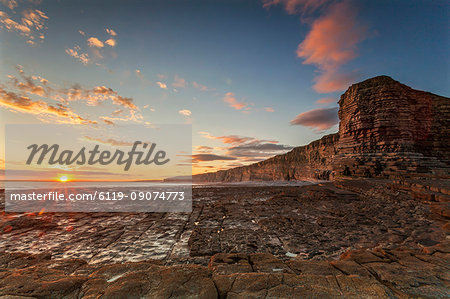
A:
59;175;69;182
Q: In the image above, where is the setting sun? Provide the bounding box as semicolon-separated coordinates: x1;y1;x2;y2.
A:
59;176;69;182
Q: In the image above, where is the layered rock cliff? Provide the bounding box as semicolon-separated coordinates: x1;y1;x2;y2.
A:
333;76;450;179
194;133;338;182
194;76;449;182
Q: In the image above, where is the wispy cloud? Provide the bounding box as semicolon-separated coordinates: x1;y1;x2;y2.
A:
265;107;275;112
200;132;261;145
262;0;329;16
198;131;291;160
83;136;134;146
172;75;186;88
178;109;192;117
0;6;48;45
290;107;338;130
65;46;90;65
223;92;248;110
192;81;212;91
1;66;142;125
1;0;18;10
264;1;366;93
315;97;336;105
0;87;97;125
296;1;366;93
192;154;236;162
227;142;293;158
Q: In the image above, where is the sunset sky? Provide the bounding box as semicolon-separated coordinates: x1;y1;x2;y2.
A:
0;0;448;178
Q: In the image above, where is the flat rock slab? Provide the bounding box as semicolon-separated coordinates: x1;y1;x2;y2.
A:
1;183;446;266
0;243;449;298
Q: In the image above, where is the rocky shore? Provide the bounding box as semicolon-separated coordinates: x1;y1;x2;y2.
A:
0;178;449;298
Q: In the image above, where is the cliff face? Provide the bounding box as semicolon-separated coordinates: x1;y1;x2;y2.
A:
333;76;450;179
194;76;449;182
194;133;338;182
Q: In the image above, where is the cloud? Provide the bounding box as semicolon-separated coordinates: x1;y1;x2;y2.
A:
223;92;248;110
192;81;211;91
296;1;366;93
135;69;143;78
1;0;18;10
172;75;186;88
265;107;275;112
1;67;142;124
92;86;137;110
200;132;256;144
83;136;134;146
65;46;90;65
0;87;97;124
7;68;50;97
290;107;338;130
105;38;116;47
179;109;192;117
106;28;117;36
262;0;330;15
192;154;236;162
227;143;293;158
0;8;48;45
194;145;215;153
87;36;104;48
315;97;336;105
156;81;167;89
195;131;293;173
67;29;118;65
197;131;292;166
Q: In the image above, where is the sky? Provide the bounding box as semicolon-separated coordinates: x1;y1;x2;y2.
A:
0;0;448;178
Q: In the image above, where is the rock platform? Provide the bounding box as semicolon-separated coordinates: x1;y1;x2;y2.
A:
0;179;448;298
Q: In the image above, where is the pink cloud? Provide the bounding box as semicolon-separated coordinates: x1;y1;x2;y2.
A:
265;107;275;112
290;107;338;131
223;92;247;110
172;75;186;88
262;0;330;15
192;81;210;91
315;97;336;105
296;1;366;93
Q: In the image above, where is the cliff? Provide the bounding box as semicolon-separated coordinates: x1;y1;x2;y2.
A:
194;76;449;182
194;133;338;182
333;76;450;179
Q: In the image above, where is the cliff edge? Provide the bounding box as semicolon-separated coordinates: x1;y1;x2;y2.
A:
194;76;449;182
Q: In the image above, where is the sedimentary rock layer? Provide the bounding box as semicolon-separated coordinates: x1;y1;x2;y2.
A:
333;75;450;179
194;133;338;182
